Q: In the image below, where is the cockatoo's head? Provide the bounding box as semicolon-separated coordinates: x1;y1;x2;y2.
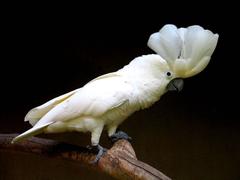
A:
148;24;218;92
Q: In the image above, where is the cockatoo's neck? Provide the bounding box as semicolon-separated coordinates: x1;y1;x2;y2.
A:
118;54;171;109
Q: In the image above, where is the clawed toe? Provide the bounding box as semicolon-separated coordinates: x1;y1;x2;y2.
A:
110;131;132;143
88;145;107;164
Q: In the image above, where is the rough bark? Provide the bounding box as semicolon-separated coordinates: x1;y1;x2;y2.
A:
0;134;171;180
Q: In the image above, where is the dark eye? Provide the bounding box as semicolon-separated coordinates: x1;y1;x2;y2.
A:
166;72;171;77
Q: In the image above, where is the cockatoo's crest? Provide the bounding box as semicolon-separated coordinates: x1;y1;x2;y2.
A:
148;24;219;78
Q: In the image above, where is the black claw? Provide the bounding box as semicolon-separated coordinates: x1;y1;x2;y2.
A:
88;145;107;164
110;131;132;143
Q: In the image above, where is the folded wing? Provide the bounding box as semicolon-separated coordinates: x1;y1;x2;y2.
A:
35;74;131;127
12;73;131;143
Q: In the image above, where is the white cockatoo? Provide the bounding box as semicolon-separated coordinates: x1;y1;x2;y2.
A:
12;24;218;162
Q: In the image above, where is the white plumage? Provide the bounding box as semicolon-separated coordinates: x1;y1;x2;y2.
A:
148;24;218;77
12;25;218;146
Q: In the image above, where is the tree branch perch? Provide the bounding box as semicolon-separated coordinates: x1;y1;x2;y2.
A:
0;134;171;180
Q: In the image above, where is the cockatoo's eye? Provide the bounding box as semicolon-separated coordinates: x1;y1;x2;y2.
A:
166;71;172;78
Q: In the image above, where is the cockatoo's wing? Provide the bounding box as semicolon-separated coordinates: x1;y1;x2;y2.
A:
24;89;80;126
24;72;119;126
12;73;131;143
34;73;131;127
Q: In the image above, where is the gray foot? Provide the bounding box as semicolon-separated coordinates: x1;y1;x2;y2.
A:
88;144;107;164
110;131;132;143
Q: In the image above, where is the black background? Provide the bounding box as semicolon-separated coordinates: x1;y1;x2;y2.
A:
0;2;239;180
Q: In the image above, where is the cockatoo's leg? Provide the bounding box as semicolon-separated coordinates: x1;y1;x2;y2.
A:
89;124;107;164
91;125;104;146
107;125;118;137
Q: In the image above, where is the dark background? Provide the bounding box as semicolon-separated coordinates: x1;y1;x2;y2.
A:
0;3;239;180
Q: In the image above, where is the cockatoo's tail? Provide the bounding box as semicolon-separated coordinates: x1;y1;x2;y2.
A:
148;24;219;78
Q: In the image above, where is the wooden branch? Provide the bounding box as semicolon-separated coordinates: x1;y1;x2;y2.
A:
0;134;171;180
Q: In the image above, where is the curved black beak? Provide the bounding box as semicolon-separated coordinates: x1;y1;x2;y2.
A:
167;78;184;92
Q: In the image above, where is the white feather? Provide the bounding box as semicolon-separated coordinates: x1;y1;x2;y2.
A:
183;26;218;69
148;24;218;78
148;24;182;66
24;89;79;126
